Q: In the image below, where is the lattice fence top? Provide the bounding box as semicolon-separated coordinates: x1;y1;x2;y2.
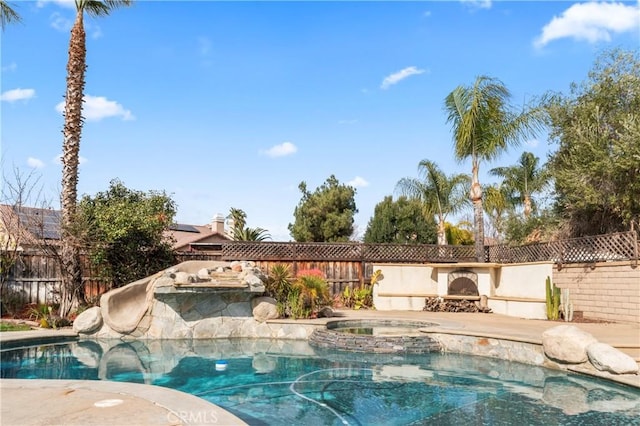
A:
487;231;638;264
222;241;479;263
222;232;638;264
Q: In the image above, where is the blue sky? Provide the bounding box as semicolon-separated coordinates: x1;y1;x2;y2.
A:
2;1;639;241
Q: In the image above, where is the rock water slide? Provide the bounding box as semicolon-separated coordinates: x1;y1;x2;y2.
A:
73;261;275;338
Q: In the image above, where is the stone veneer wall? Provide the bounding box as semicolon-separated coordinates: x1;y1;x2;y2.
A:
552;261;640;324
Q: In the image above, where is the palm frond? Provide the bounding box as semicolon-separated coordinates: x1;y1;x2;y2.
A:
78;0;133;17
1;1;21;29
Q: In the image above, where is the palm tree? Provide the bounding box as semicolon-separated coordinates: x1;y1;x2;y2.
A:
444;75;543;261
59;0;133;318
396;159;469;245
233;226;272;242
227;207;247;238
0;1;21;29
489;151;549;219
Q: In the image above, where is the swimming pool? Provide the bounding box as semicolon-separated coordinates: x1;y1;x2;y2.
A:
2;338;639;425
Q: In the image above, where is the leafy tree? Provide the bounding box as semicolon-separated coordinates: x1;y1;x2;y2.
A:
546;48;640;236
363;196;437;244
444;75;543;261
59;0;133;317
0;1;20;29
490;152;549;219
482;184;511;243
395;159;468;245
445;222;474;246
78;179;176;288
288;175;357;242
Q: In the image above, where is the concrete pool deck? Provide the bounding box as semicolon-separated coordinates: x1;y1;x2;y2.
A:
1;311;639;425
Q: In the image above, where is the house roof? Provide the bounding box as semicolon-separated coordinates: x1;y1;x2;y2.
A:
0;204;231;252
0;204;61;248
166;223;231;251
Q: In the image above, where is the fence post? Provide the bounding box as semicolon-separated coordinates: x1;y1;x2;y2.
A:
632;231;638;269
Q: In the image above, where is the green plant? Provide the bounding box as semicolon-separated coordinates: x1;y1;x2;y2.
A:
545;276;561;320
266;264;293;303
295;273;332;315
561;288;574;322
28;304;52;328
342;270;381;310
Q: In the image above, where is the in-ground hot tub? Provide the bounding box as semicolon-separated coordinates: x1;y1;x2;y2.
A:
309;319;440;354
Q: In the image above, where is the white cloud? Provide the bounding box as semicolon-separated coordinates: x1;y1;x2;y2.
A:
461;0;492;10
348;176;369;188
37;0;76;9
1;88;36;102
534;2;640;48
525;138;540;148
2;62;17;72
27;157;45;169
262;142;297;158
423;11;432;18
87;23;103;39
380;66;427;90
55;95;135;121
54;154;88;165
50;12;72;32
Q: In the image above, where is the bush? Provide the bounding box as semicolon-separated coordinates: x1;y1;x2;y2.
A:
266;266;332;319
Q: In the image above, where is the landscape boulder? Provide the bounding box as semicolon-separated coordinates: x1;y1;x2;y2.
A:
73;306;103;334
587;342;639;375
252;297;279;322
542;325;598;364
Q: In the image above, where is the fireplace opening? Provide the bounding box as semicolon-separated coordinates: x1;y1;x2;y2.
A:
448;270;479;296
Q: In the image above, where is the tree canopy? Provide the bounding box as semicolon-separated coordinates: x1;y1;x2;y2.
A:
78;179;176;288
546;48;640;236
395;159;468;245
288;175;357;242
490;151;549;219
364;196;437;244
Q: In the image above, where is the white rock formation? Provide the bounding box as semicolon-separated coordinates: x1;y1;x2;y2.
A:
587;342;639;375
542;325;598;364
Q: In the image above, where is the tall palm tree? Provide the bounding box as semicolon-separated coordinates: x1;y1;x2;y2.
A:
444;75;543;261
489;151;549;219
0;1;21;29
59;0;133;318
227;207;247;238
396;159;469;245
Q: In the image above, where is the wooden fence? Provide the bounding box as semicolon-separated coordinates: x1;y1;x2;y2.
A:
2;232;637;309
1;252;110;310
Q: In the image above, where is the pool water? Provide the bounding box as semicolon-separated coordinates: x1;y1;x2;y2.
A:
2;339;639;425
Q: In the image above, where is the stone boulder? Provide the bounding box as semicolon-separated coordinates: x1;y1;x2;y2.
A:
542;325;598;364
252;297;279;322
587;342;639;375
73;306;103;334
